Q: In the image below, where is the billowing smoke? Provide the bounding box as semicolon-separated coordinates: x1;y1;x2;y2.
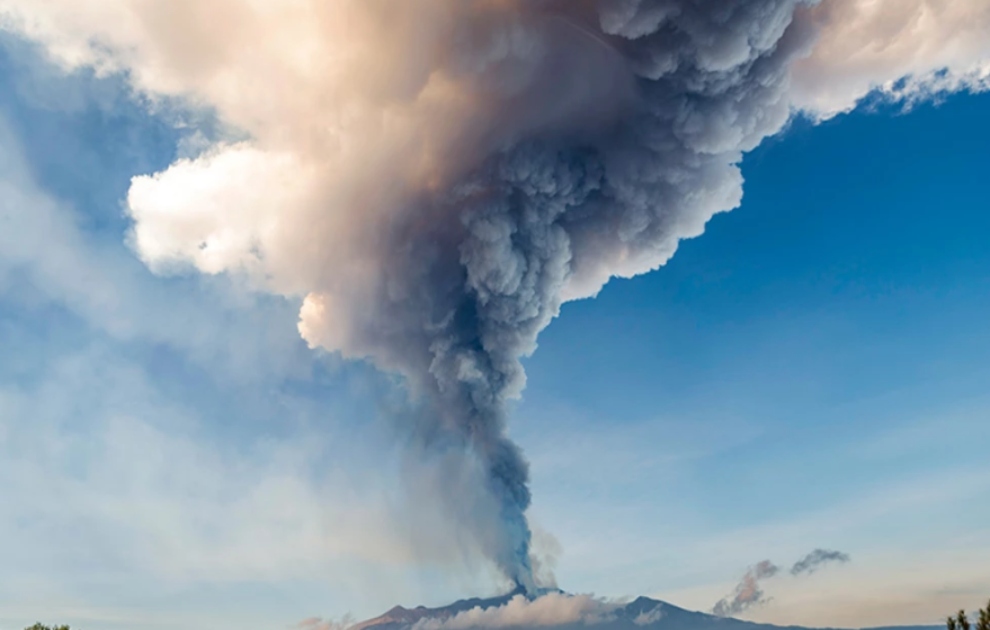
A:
791;0;990;117
790;549;851;576
2;0;988;589
412;593;619;630
712;560;780;617
713;549;852;616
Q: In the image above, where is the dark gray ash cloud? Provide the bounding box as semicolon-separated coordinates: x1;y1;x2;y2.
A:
279;0;819;590
360;0;815;589
790;549;851;576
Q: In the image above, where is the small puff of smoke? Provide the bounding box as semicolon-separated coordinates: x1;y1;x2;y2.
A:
632;605;665;627
413;593;618;630
713;548;853;617
790;548;851;576
529;525;563;590
297;616;354;630
712;560;780;618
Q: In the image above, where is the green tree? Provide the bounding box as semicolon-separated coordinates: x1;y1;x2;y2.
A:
977;600;990;630
24;624;71;630
948;600;990;630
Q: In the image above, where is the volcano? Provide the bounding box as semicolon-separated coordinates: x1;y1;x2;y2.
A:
349;591;941;630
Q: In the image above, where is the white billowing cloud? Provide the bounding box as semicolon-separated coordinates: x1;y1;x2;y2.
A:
413;594;618;630
0;0;568;299
793;0;990;118
126;143;316;279
0;109;309;386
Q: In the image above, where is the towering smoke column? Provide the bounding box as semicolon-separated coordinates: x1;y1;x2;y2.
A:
4;0;989;588
284;1;809;588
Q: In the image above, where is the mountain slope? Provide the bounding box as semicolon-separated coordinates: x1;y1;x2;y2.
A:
351;591;941;630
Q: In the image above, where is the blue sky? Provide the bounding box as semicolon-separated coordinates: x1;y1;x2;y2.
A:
1;20;989;630
517;93;990;618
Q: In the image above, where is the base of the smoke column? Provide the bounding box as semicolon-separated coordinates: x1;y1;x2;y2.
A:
507;579;565;601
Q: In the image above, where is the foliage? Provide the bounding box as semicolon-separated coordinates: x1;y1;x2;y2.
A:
947;600;990;630
24;624;71;630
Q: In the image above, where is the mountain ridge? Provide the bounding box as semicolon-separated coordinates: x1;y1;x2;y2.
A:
350;591;942;630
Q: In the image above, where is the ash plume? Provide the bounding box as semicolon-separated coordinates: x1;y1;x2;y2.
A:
713;548;852;616
712;560;780;617
3;0;988;590
790;549;851;576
